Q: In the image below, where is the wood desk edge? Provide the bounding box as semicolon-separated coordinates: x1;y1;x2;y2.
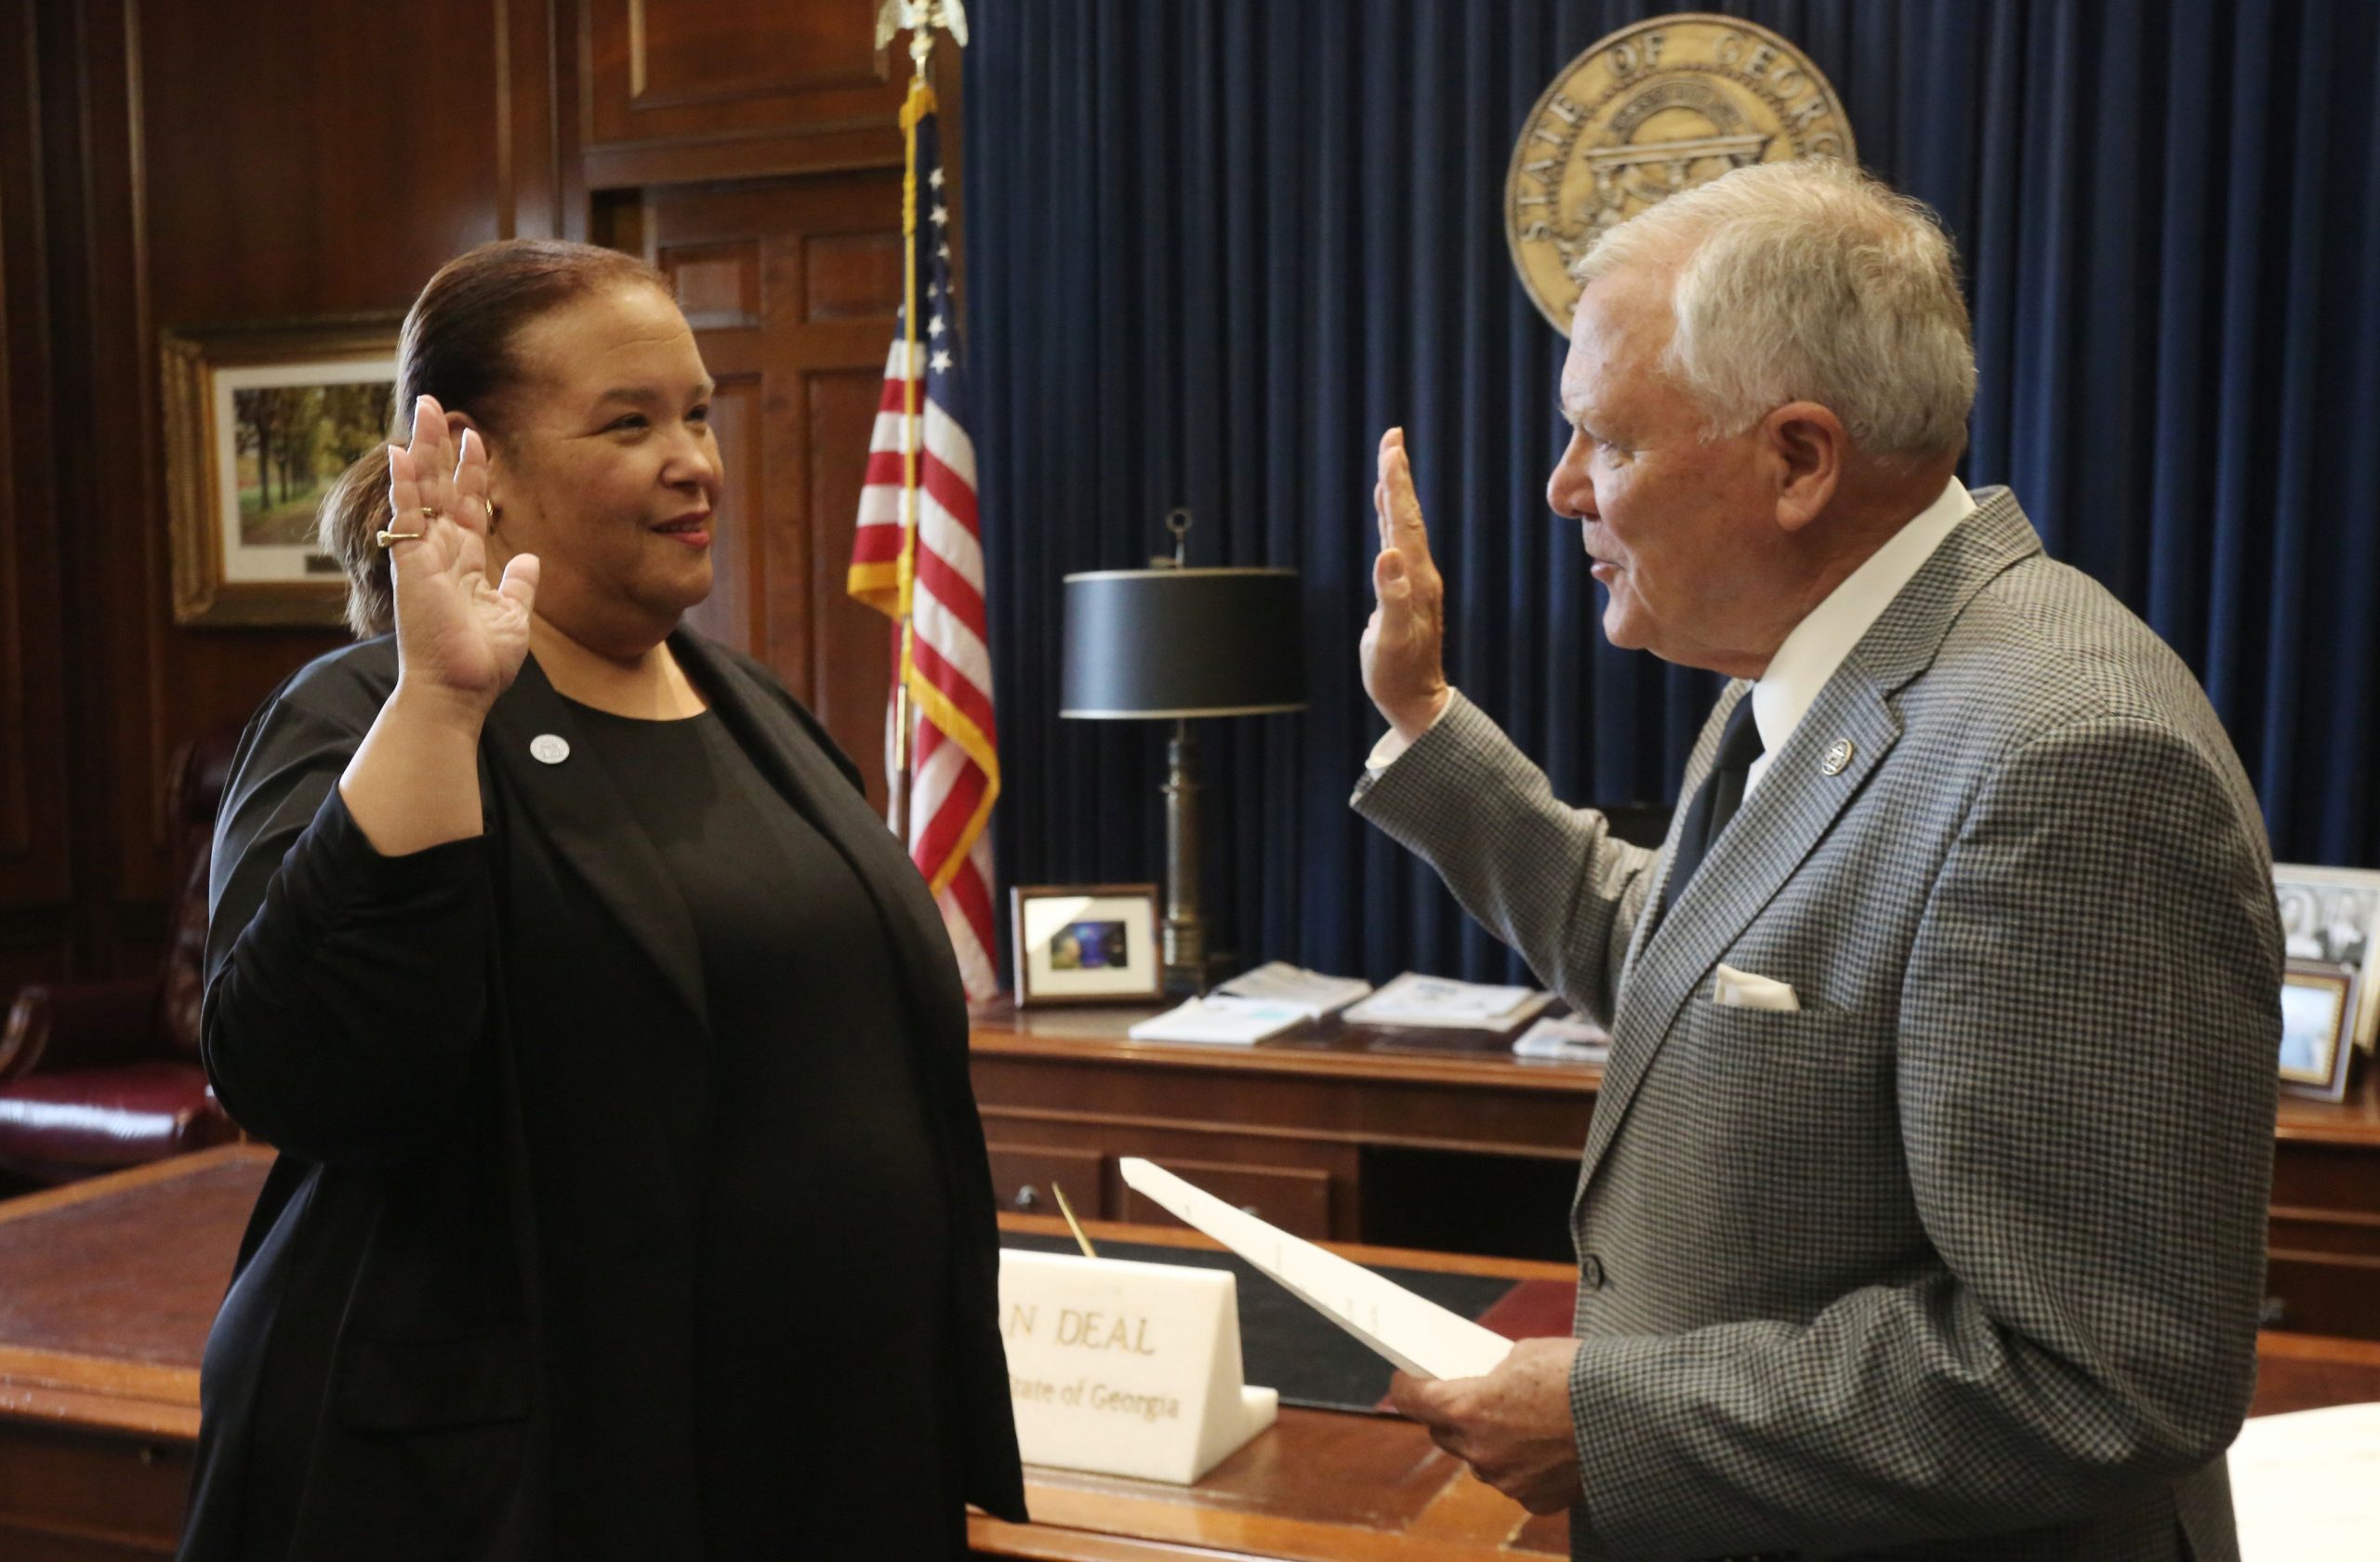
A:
977;1014;2380;1130
972;1026;1601;1094
0;1142;273;1224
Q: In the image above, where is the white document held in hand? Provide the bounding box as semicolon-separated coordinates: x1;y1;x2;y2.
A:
1117;1158;1514;1382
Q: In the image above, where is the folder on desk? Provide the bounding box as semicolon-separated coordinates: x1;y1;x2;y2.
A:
1118;1158;1514;1382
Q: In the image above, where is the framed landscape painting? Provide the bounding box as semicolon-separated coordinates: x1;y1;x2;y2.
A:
162;315;402;626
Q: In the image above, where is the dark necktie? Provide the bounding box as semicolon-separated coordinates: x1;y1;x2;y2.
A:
1657;695;1765;921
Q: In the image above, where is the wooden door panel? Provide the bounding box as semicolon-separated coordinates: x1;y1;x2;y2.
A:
628;0;882;103
806;230;903;319
638;172;906;810
581;0;908;188
670;241;764;329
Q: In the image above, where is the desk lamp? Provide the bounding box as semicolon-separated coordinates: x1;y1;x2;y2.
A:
1061;510;1305;994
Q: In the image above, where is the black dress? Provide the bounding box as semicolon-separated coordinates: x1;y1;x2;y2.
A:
537;699;958;1559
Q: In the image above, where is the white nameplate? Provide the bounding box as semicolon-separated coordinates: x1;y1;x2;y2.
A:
998;1249;1277;1485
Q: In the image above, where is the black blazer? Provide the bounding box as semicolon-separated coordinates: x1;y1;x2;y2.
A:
179;630;1027;1562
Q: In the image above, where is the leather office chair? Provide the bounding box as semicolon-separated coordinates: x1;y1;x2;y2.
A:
0;728;244;1184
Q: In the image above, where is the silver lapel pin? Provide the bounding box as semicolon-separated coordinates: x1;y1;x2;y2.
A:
530;734;571;765
1821;737;1855;775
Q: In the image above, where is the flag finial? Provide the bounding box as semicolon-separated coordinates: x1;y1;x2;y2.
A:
876;0;969;81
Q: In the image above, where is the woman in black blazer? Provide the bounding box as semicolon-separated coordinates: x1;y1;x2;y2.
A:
179;239;1025;1561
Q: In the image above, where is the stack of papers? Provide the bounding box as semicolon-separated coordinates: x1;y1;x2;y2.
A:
1127;996;1311;1046
1213;961;1374;1018
1342;973;1553;1034
1514;1013;1612;1063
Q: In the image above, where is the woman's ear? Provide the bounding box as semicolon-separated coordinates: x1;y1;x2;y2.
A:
440;410;505;527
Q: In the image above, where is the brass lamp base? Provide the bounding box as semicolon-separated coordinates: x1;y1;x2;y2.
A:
1161;719;1209;995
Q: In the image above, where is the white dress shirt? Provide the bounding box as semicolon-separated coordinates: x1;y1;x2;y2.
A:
1740;476;1974;795
1366;478;1977;788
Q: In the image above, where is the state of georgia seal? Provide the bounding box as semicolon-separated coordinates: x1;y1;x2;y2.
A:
1505;14;1856;334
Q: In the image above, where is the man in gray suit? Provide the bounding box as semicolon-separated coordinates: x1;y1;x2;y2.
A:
1359;160;2280;1560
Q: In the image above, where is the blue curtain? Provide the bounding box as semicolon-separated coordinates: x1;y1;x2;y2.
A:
964;0;2380;985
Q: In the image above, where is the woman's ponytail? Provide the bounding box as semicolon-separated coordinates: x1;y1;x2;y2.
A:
319;442;396;638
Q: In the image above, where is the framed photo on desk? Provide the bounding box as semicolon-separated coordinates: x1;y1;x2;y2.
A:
2274;864;2380;1054
2279;960;2359;1103
1011;884;1163;1006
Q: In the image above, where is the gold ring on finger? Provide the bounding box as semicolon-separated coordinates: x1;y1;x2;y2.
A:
420;507;439;520
375;529;424;549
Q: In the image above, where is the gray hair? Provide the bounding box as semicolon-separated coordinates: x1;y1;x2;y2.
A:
1572;159;1976;462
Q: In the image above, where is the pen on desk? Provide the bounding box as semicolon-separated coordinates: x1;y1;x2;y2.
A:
1051;1181;1099;1259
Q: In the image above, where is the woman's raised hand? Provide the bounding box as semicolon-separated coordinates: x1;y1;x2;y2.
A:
385;395;539;713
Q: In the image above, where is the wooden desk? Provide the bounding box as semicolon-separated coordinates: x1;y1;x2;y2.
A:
972;1005;2380;1337
0;1149;2377;1562
969;1004;1600;1250
2271;1075;2380;1337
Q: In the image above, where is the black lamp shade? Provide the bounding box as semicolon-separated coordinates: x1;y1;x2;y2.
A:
1060;567;1306;718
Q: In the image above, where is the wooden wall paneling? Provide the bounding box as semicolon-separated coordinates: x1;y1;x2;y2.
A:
0;1;73;986
0;0;71;914
578;0;909;189
142;0;516;321
38;0;157;968
502;0;566;245
637;171;905;807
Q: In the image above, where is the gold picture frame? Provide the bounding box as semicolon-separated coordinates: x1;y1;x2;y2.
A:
161;314;403;626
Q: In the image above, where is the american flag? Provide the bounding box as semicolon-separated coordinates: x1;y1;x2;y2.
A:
847;100;1001;1001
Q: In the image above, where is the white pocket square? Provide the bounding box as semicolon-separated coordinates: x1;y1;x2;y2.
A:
1712;963;1801;1012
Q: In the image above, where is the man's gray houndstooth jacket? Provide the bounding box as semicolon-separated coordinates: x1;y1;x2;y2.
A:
1354;489;2281;1561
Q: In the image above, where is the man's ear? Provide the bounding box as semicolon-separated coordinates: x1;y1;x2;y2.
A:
1763;402;1845;534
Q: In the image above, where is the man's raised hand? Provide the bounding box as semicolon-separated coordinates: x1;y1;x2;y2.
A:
1360;427;1452;742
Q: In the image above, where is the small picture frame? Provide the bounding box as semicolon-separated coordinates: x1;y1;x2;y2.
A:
2273;864;2380;1055
2279;959;2359;1103
160;314;403;626
1011;883;1163;1007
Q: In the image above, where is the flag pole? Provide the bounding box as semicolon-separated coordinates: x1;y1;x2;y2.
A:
888;60;925;837
880;0;967;840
